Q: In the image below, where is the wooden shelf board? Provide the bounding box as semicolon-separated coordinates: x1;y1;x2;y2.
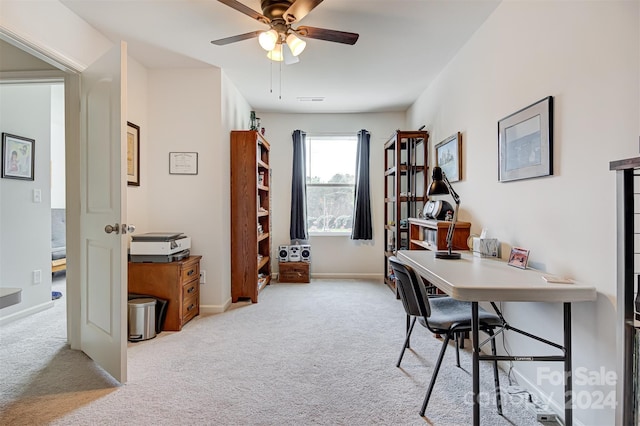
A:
258;210;269;218
257;255;270;270
410;239;436;250
257;275;271;292
258;159;268;169
258;232;269;242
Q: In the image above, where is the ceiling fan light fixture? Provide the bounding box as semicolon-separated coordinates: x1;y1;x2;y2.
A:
283;44;300;65
267;44;283;62
286;33;306;56
258;29;278;51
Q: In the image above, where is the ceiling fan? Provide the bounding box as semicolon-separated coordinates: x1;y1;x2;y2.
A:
211;0;359;63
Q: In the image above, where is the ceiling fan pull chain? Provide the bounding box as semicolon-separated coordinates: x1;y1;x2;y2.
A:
279;60;282;100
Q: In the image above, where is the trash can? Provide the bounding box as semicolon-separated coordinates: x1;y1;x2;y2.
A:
128;298;156;341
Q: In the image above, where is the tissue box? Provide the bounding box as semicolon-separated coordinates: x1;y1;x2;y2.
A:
473;238;499;257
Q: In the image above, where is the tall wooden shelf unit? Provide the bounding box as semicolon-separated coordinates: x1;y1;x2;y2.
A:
383;130;429;292
610;156;640;425
230;130;271;303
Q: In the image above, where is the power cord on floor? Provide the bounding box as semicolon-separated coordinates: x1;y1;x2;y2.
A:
498;303;562;425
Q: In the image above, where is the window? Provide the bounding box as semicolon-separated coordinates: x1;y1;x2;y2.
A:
306;134;357;234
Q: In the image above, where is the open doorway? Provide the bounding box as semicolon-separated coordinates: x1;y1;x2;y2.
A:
0;76;65;324
50;82;66;303
1;32;131;382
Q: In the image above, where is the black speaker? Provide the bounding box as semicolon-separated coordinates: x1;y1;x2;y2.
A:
278;245;289;262
300;245;311;262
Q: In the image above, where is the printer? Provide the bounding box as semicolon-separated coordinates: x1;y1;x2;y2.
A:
130;232;191;263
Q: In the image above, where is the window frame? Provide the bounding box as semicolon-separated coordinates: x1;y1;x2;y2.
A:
305;134;357;236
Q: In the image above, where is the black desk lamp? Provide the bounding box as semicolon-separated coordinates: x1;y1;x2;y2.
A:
428;166;461;259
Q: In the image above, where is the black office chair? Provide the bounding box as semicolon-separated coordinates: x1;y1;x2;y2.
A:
389;256;504;417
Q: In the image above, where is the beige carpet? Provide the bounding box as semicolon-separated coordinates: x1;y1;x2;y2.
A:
0;276;542;425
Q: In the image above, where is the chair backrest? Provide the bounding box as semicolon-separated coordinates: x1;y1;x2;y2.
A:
389;256;431;318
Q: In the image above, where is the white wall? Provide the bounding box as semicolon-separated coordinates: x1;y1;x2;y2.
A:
50;83;64;208
126;57;149;233
407;2;639;424
0;0;112;71
256;112;405;278
147;67;228;311
220;72;251;306
0;84;54;319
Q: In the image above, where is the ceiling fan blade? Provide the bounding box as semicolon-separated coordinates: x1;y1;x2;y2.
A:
217;0;270;24
211;30;262;45
296;26;359;45
283;0;323;23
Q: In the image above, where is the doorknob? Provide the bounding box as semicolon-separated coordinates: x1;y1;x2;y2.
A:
104;223;120;234
121;224;136;234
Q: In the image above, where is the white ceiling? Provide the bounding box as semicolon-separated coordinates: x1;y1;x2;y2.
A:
60;0;500;113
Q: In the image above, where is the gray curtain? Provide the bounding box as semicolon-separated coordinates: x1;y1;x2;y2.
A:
290;130;309;241
351;129;372;240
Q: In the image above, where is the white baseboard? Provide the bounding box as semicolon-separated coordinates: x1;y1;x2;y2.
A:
0;300;55;326
200;297;232;314
309;273;384;280
509;366;585;426
271;272;383;282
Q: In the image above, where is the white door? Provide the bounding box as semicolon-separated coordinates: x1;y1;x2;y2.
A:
79;42;128;383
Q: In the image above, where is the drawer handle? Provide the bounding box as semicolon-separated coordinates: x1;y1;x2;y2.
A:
187;286;195;294
187;304;195;312
187;269;195;276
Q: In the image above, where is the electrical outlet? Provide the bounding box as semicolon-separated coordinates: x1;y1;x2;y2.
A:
200;270;206;284
32;270;41;284
527;402;557;423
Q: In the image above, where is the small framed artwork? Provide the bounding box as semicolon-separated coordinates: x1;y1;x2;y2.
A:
127;122;140;186
498;96;553;182
507;247;530;269
435;132;462;182
169;152;198;175
2;133;35;180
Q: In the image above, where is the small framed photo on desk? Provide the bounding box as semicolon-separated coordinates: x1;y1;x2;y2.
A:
508;247;530;269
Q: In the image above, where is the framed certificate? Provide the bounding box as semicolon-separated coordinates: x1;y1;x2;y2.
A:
169;152;198;175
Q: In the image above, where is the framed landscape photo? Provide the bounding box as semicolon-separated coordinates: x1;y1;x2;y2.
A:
498;96;553;182
508;247;530;269
2;133;35;180
127;122;140;186
435;132;461;182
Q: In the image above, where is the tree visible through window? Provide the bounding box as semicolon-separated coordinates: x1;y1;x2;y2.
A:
305;135;357;234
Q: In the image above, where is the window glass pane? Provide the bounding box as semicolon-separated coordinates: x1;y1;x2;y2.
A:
307;185;354;233
306;135;357;234
306;136;357;184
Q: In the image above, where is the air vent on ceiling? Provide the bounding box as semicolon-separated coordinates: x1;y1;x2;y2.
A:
297;97;325;102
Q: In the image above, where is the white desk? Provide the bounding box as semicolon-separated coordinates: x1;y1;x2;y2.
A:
0;287;22;309
397;250;597;425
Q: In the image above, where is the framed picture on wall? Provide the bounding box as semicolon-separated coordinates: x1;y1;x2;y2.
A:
498;96;553;182
127;122;140;186
169;152;198;175
1;133;35;180
435;132;462;182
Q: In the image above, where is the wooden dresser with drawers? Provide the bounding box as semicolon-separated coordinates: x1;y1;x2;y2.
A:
128;255;202;331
